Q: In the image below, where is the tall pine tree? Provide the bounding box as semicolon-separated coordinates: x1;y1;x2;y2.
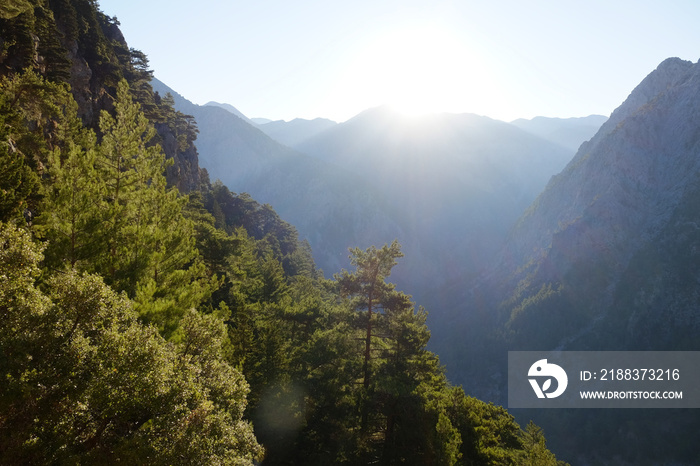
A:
334;240;462;463
39;136;101;269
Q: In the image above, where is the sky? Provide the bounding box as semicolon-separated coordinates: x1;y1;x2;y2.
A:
97;0;700;123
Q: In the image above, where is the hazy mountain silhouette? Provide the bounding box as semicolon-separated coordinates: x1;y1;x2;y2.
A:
152;79;407;275
151;81;587;301
203;101;252;123
293;106;576;291
256;117;338;147
201;102;337;146
511;114;608;152
250;117;273;124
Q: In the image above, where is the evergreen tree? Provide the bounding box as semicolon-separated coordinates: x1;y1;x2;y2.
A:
95;79;161;288
94;80;214;335
335;240;404;392
0;222;262;464
38;136;101;269
0;132;39;223
333;240;463;464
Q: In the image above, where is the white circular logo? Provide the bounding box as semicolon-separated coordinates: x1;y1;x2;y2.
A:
528;359;568;399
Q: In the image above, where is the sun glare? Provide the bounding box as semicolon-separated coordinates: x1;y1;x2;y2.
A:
328;23;505;120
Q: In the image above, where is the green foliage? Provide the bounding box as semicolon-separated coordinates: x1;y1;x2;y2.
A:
521;421;567;465
0;68;79;176
330;242;449;463
0;0;32;20
335;240;405;388
155;91;199;151
38;136;100;268
0;134;39;222
0;222;262;464
0;2;71;80
95;78;168;287
0;69;95;223
34;79;215;336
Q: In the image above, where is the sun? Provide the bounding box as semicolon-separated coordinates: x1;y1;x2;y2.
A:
371;25;465;116
328;23;504;119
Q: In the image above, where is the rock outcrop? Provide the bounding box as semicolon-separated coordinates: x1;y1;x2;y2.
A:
0;1;202;193
498;58;700;290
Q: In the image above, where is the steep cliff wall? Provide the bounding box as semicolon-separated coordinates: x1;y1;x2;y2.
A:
0;0;200;192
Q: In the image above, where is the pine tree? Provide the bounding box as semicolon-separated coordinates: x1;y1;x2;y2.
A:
92;80;215;336
0;134;39;223
333;240;463;462
96;79;162;288
335;240;404;392
38;137;102;269
0;70;83;222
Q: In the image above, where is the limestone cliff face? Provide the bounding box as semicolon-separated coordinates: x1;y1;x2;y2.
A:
498;58;700;291
156;121;201;193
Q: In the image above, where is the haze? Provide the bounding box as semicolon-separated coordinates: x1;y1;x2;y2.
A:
98;0;700;122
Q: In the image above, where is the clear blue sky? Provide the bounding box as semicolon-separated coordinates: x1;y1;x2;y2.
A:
98;0;699;123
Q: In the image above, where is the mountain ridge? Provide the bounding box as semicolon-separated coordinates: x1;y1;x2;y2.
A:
510;114;608;152
294;105;578;284
151;82;601;306
499;57;700;286
203;100;252;122
256;117;338;147
434;56;700;466
151;78;408;276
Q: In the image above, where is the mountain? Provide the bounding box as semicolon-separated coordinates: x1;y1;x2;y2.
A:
256;117;337;147
152;84;583;311
250;117;273;125
200;102;338;147
203;101;252;122
151;79;406;275
0;0;201;193
493;57;700;346
438;57;700;465
511;115;608;152
294;106;575;291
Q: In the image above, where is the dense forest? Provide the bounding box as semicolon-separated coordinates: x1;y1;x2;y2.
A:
0;0;567;463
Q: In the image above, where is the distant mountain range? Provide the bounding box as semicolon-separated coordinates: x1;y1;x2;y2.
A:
255;117;337;147
203;101;251;123
153;80;605;310
292;106;579;288
511;114;608;152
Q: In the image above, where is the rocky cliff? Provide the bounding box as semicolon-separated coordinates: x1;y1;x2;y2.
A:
481;58;700;341
0;0;201;193
435;57;700;466
501;58;700;286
